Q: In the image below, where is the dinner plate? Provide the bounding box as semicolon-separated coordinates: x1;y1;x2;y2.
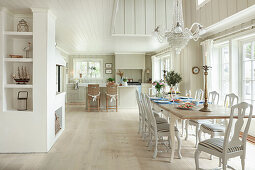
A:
155;100;170;103
176;107;192;110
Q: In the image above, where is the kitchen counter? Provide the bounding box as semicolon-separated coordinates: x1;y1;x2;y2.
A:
66;83;141;109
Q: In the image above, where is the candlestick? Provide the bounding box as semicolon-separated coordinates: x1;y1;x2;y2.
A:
199;65;212;112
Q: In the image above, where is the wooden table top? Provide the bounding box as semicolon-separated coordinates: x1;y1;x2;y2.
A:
153;102;255;120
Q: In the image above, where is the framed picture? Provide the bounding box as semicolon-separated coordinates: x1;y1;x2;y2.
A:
105;69;112;74
105;63;112;68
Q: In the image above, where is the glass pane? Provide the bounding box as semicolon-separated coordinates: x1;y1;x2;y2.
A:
222;80;229;96
88;62;101;78
222;46;229;63
244;61;251;80
243;43;252;60
253;61;255;79
244;80;252;100
223;64;229;81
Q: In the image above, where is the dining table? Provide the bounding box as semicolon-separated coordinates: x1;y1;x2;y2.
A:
151;98;255;163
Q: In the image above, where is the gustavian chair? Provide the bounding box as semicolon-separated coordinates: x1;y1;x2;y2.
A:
136;90;143;136
199;93;239;142
144;94;181;159
195;102;253;170
106;83;118;112
87;84;100;112
195;89;204;101
185;90;216;147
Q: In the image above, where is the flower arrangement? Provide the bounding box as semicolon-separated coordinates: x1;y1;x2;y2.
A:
152;80;165;92
123;78;128;82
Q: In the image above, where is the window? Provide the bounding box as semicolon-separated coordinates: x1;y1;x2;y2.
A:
242;41;255;106
212;43;230;102
73;58;103;79
152;53;173;81
197;0;210;9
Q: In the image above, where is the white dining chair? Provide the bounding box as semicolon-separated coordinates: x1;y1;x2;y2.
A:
195;102;253;170
195;89;204;101
139;93;168;142
185;90;216;147
135;90;143;136
198;93;239;143
145;94;182;159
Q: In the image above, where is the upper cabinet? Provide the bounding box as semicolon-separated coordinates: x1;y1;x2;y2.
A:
115;53;145;69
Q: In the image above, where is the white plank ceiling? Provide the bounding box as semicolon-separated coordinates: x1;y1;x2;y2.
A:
113;0;174;35
0;0;164;54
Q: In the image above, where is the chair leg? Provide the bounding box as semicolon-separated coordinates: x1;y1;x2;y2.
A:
195;149;201;170
88;97;90;112
181;119;185;137
185;120;189;140
116;98;118;112
241;156;245;170
195;124;200;148
97;98;100;112
210;134;215;160
175;130;182;159
222;159;227;170
153;133;158;159
106;96;108;112
198;129;202;143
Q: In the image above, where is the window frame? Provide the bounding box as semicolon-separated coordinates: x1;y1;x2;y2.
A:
73;58;103;80
240;38;255;105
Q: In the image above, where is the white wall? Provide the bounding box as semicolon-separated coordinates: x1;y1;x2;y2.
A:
115;53;145;69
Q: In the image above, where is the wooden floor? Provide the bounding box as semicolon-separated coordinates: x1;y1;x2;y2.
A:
0;105;254;170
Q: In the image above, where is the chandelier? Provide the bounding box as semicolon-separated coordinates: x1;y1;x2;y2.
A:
154;0;204;54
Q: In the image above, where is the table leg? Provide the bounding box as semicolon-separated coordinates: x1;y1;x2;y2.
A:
169;114;177;163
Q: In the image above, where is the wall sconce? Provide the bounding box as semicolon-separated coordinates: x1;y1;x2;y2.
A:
146;69;150;74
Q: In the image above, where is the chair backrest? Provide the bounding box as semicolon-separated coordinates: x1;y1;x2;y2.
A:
195;89;204;101
135;90;142;115
140;93;148;121
106;83;118;95
145;94;157;129
149;87;157;97
224;93;239;108
88;84;100;96
223;102;253;154
209;91;219;104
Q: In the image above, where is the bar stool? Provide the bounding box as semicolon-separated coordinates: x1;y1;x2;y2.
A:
106;83;118;112
87;84;100;112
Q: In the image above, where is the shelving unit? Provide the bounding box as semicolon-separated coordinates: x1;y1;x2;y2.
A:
1;13;33;112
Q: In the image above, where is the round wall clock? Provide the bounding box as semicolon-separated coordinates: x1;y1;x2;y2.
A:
192;67;200;74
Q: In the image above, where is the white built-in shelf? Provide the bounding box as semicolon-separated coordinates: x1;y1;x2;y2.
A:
4;58;33;62
5;84;33;89
4;31;33;38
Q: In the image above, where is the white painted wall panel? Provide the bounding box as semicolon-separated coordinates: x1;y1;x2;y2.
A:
145;0;155;35
248;0;255;6
204;2;212;27
155;0;166;29
219;0;228;20
125;0;135;34
237;0;247;12
135;0;146;34
115;0;125;34
227;0;237;16
166;0;174;29
211;0;220;24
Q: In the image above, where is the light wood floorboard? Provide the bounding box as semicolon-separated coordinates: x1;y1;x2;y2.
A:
0;105;254;170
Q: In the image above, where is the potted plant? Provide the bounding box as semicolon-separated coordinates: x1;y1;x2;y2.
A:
165;71;182;93
107;78;115;85
123;78;128;86
152;80;165;97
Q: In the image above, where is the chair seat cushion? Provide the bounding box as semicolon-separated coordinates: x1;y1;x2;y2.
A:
156;117;168;124
201;123;225;132
199;138;243;153
190;119;210;124
157;123;178;133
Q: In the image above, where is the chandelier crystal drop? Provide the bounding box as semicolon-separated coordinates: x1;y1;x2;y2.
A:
154;0;204;54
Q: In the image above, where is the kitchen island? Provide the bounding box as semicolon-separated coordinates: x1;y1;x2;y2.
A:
66;83;140;109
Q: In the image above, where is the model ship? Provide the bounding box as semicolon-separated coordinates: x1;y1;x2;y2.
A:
12;66;30;84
